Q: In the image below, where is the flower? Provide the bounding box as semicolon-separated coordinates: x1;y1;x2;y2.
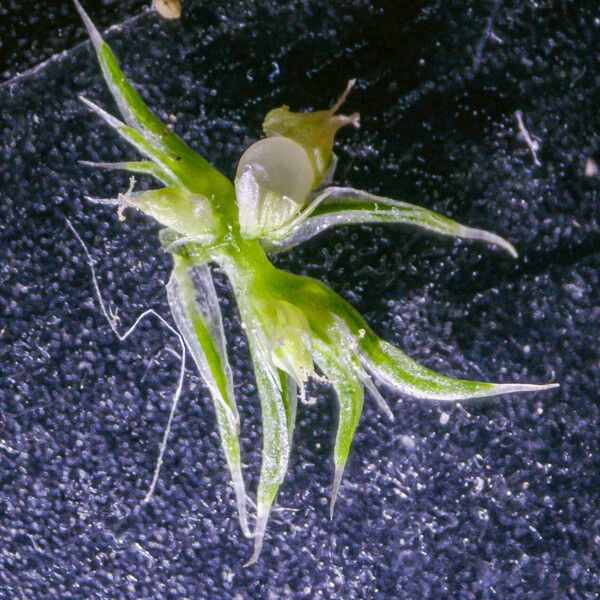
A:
74;0;558;564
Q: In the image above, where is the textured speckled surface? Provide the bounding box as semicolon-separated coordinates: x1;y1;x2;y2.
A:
1;1;599;597
0;0;146;82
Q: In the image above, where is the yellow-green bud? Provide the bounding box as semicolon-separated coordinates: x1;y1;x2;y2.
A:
262;80;360;187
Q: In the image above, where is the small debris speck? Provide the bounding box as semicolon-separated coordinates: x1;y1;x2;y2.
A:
153;0;181;19
515;110;541;166
584;157;598;177
400;435;416;450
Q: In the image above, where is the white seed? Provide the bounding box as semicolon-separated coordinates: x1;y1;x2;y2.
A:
236;137;314;207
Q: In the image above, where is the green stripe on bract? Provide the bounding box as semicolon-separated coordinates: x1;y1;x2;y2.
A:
280;372;298;446
167;258;251;537
359;335;556;400
75;0;233;202
313;341;364;517
244;349;290;565
359;335;494;399
98;43;234;200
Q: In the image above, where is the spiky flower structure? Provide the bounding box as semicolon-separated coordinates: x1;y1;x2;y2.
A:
74;1;557;564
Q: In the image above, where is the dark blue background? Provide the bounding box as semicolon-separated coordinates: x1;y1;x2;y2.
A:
1;1;598;597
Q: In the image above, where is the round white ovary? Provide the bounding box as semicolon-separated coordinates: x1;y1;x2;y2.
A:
235;137;314;239
236;137;314;204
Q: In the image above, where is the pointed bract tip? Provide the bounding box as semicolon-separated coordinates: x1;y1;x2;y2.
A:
73;0;104;50
500;238;518;260
78;95;125;129
459;225;518;259
84;195;122;206
79;160;132;172
329;463;345;519
383;404;395;422
490;235;518;259
359;371;394;421
492;382;560;395
243;506;271;567
231;465;253;539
